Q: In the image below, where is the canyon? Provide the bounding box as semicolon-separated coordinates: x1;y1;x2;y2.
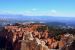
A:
0;23;75;50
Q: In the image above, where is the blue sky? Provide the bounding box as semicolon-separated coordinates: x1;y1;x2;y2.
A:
0;0;75;17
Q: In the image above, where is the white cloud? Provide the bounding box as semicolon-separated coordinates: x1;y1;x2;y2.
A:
51;9;56;14
0;9;75;17
32;8;37;11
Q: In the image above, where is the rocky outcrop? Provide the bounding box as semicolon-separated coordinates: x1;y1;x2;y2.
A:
20;32;49;50
0;23;75;50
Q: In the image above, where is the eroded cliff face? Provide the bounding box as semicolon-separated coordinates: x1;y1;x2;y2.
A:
3;23;50;50
0;23;74;50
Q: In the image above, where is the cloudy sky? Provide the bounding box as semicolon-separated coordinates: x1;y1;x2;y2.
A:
0;0;75;17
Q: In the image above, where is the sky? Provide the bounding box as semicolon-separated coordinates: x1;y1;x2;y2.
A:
0;0;75;17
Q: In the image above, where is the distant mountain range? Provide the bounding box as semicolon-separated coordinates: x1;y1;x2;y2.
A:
0;14;75;26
